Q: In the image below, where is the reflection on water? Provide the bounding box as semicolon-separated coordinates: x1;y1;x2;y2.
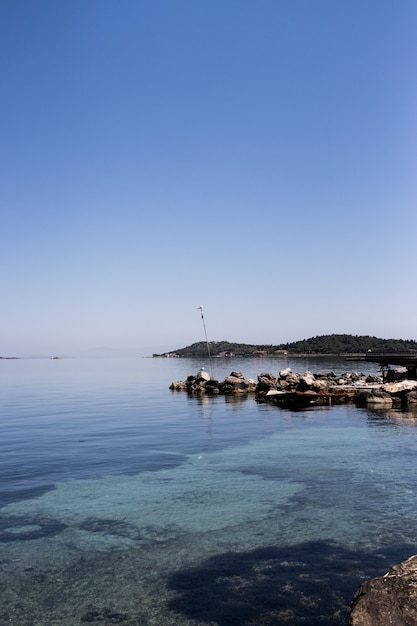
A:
367;405;417;425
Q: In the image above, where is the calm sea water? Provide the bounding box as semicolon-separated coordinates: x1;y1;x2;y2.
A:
1;356;417;625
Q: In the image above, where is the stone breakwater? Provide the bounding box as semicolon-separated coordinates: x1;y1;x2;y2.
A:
170;368;417;409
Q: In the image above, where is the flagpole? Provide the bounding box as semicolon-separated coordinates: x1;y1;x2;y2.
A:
197;305;212;376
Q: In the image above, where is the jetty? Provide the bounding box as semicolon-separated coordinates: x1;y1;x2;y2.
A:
363;350;417;380
170;367;417;410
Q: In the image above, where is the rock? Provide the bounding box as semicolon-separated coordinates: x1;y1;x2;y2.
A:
365;391;393;406
204;379;220;394
297;372;315;391
312;379;329;392
223;378;247;393
255;372;279;400
258;372;277;383
257;373;278;389
221;372;256;394
229;371;244;379
170;369;409;408
285;373;300;386
197;368;211;382
169;381;187;391
365;374;382;384
406;391;417;406
182;371;211;394
349;554;417;625
278;379;290;390
224;375;245;385
353;389;393;407
383;380;417;393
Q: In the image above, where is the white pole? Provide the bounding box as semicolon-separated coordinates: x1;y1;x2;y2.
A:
197;305;212;375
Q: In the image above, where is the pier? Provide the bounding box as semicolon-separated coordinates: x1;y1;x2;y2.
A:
363;350;417;380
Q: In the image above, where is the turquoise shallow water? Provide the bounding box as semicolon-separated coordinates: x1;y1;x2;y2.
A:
1;356;417;625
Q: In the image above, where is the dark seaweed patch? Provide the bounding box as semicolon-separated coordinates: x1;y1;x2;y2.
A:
0;484;56;508
81;608;128;623
0;515;67;542
80;606;149;624
167;540;417;625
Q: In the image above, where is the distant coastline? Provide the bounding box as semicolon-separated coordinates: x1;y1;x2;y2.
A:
154;334;417;359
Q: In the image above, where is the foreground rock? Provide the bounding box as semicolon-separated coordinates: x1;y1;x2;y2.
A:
349;555;417;625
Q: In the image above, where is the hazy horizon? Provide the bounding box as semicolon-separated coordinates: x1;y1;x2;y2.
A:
3;332;417;360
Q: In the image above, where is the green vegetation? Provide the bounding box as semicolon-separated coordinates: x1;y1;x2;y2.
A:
154;335;417;358
278;335;417;354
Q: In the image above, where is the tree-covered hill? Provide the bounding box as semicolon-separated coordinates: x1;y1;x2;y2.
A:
154;335;417;358
277;335;417;354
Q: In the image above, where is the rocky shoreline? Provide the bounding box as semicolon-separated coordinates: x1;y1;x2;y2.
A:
170;367;417;409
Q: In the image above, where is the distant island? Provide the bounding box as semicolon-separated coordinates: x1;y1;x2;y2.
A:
154;334;417;358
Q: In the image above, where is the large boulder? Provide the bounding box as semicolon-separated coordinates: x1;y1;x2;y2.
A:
257;373;278;390
221;371;256;394
383;380;417;394
224;374;245;385
354;390;393;407
286;373;300;386
367;391;393;406
297;372;315;391
197;368;211;382
184;369;212;393
349;555;417;625
229;370;244;379
312;379;329;392
256;372;279;400
169;381;187;391
406;391;417;406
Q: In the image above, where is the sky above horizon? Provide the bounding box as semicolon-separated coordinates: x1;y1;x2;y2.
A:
1;1;416;356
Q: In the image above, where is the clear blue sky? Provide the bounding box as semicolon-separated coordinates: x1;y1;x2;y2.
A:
1;1;416;356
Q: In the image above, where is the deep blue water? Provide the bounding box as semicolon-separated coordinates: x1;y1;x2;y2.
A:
1;356;417;625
